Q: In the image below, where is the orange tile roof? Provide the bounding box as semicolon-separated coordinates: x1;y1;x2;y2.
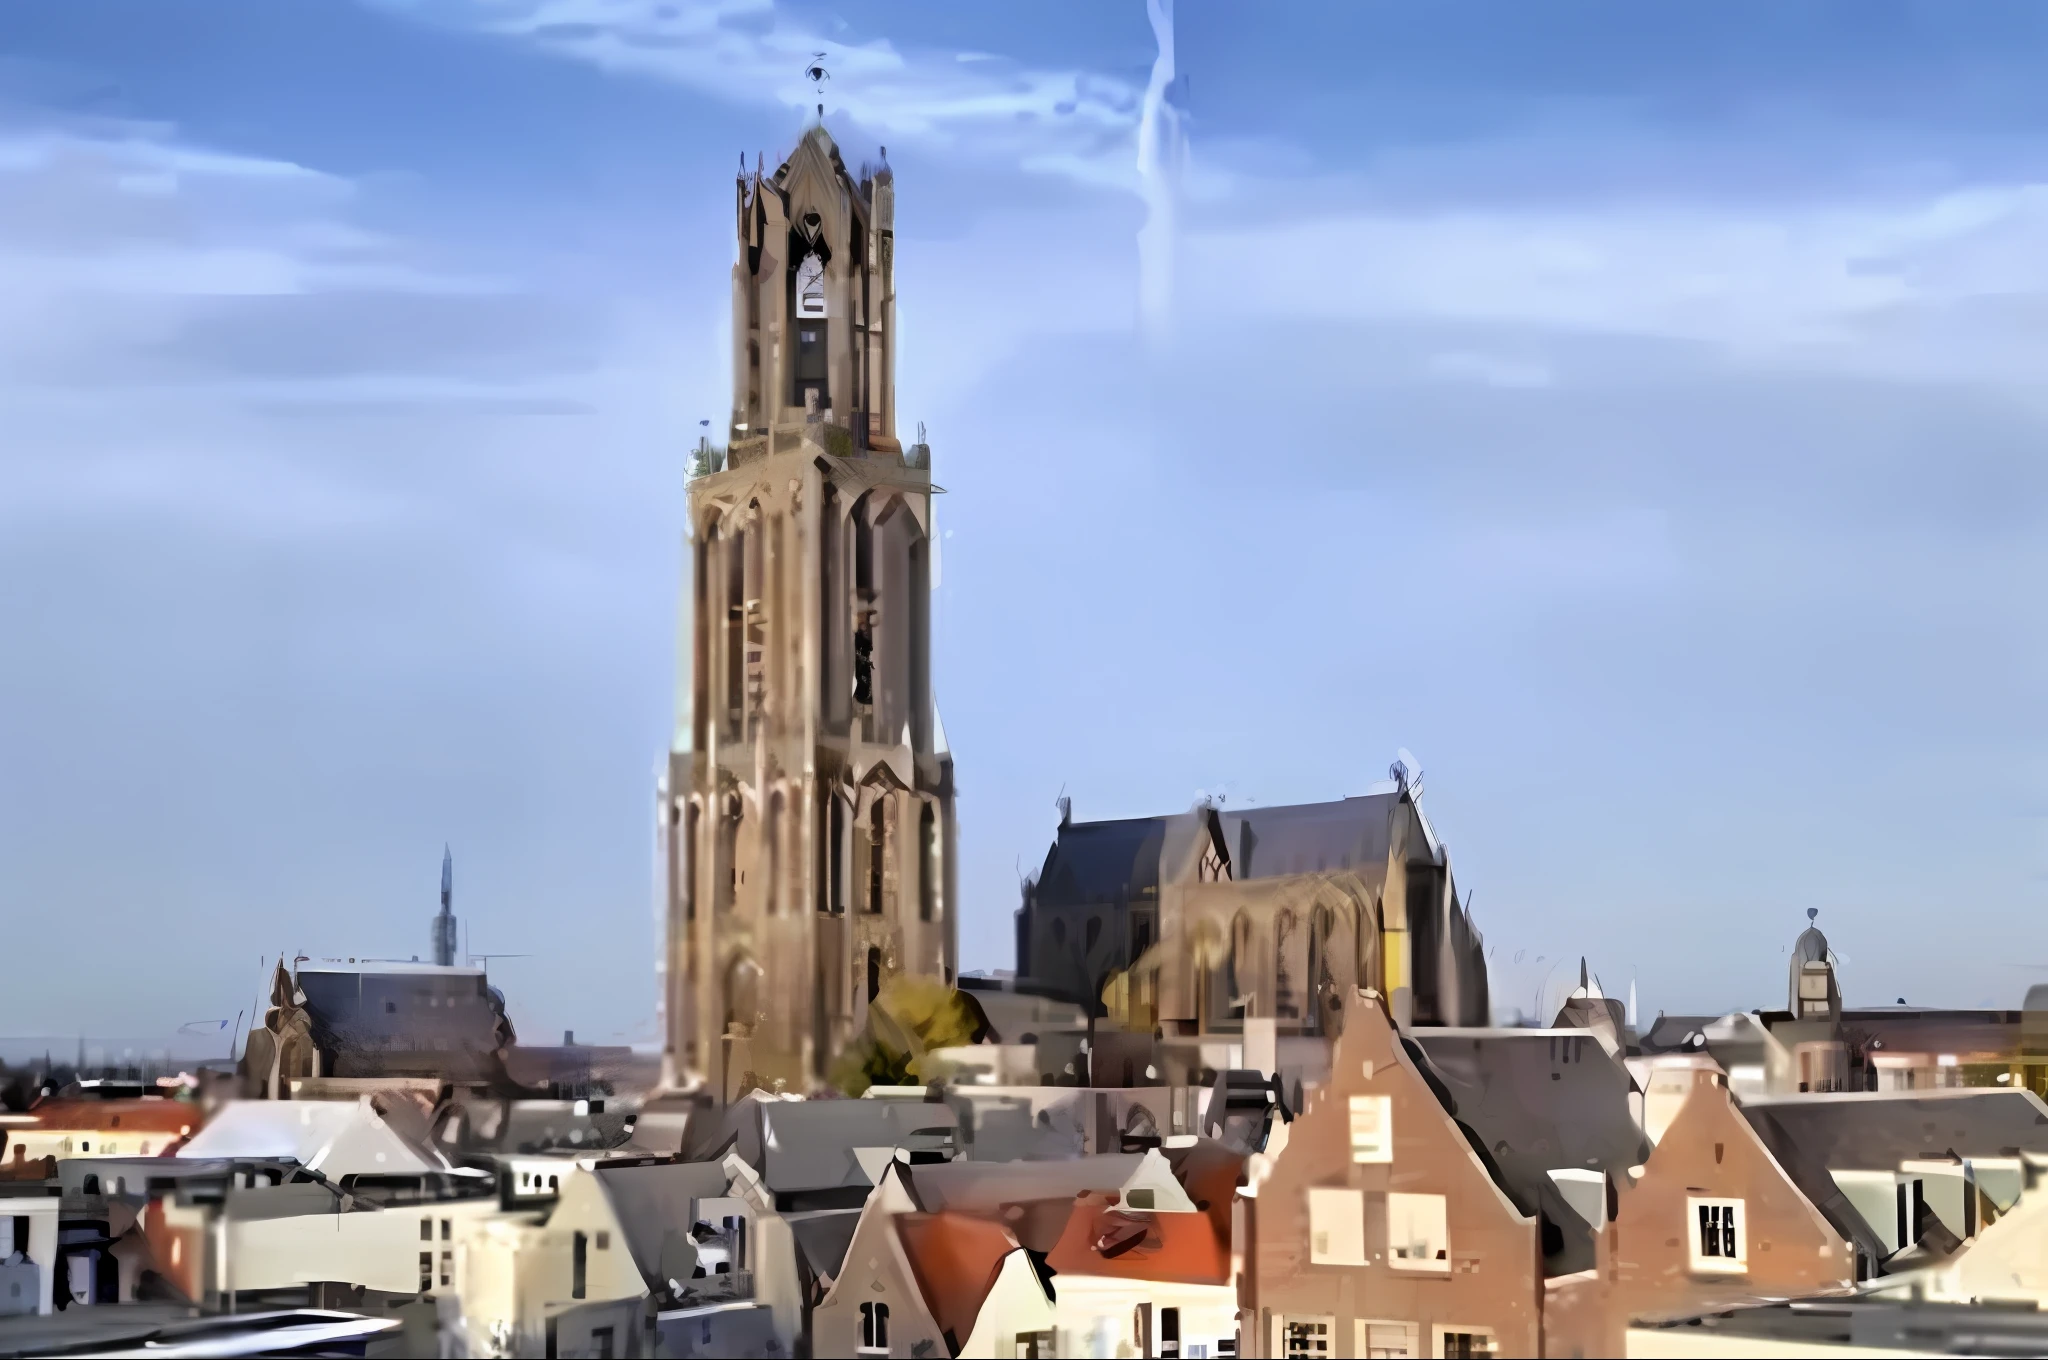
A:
895;1211;1026;1351
23;1099;199;1139
1046;1191;1230;1288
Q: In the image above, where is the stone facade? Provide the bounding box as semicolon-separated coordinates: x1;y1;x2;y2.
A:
660;126;957;1100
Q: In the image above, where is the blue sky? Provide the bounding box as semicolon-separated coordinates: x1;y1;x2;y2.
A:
1;1;2044;1052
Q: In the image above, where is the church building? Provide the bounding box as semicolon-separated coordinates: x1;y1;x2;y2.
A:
658;126;958;1100
1015;762;1490;1040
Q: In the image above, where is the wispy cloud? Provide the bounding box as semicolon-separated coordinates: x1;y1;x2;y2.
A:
1180;181;2048;386
380;0;1146;184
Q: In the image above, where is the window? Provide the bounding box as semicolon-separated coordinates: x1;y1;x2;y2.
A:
1349;1095;1393;1163
572;1231;588;1300
1283;1317;1333;1358
1307;1187;1366;1265
1127;1187;1156;1210
385;1000;397;1014
868;801;886;914
1358;1321;1419;1359
1433;1328;1496;1359
592;1326;616;1360
1161;1306;1181;1359
1388;1193;1449;1272
1688;1197;1746;1273
419;1251;433;1292
595;1230;610;1250
439;1250;451;1287
859;1300;890;1354
420;1219;433;1242
441;1219;451;1242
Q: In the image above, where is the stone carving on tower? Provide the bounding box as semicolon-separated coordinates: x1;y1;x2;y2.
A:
657;126;957;1101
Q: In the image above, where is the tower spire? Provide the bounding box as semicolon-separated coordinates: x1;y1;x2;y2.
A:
434;844;458;967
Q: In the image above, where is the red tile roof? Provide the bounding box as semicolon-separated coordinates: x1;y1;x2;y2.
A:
1046;1192;1230;1287
23;1099;198;1140
895;1211;1026;1351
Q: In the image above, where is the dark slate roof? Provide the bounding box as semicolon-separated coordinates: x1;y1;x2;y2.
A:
732;1098;960;1194
1741;1089;2048;1261
1033;816;1171;909
1743;1089;2048;1170
1415;1029;1650;1276
789;1208;863;1287
1217;794;1396;880
592;1160;732;1288
1838;1010;2023;1058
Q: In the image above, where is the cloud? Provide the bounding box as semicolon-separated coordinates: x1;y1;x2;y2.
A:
380;0;1146;185
1425;350;1554;389
1179;179;2048;388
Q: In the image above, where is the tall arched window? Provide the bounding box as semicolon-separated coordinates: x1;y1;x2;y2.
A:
867;798;887;914
725;954;761;1036
829;794;850;914
819;483;843;720
1275;910;1299;1020
683;802;700;923
1307;905;1333;1034
765;791;785;916
866;947;882;1008
917;802;937;923
724;523;744;738
717;795;741;915
1228;913;1253;1021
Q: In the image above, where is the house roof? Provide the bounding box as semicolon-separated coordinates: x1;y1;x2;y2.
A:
1414;1030;1650;1178
177;1097;449;1178
1415;1028;1651;1276
736;1098;960;1194
1742;1089;2048;1169
895;1212;1026;1350
21;1099;198;1138
592;1160;733;1288
1217;794;1398;880
789;1209;863;1288
1046;1191;1230;1287
1741;1089;2048;1261
1160;1137;1248;1244
908;1154;1144;1254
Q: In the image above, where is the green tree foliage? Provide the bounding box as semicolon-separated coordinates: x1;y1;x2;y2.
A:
830;973;985;1097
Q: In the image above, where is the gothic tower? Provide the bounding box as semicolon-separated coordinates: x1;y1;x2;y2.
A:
657;126;957;1100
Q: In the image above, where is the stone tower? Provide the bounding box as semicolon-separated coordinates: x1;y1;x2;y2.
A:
657;126;957;1100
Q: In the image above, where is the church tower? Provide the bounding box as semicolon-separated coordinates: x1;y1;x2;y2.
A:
657;126;957;1100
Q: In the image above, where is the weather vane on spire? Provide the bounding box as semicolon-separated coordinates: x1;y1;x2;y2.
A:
804;52;830;122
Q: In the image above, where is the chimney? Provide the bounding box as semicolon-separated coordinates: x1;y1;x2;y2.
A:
564;1030;575;1047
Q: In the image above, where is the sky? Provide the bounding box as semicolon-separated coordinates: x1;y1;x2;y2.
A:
2;1;2045;1054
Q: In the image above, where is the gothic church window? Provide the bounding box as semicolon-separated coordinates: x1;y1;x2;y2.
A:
867;799;887;914
918;802;936;922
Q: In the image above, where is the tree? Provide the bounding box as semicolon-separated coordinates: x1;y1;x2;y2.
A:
830;974;986;1097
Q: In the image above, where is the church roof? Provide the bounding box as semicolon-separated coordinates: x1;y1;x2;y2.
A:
1217;793;1398;880
1033;815;1173;909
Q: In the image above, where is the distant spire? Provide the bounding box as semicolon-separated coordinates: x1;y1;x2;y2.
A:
434;845;458;967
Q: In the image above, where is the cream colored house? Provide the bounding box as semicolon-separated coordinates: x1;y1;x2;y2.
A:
813;1159;1056;1359
456;1165;648;1359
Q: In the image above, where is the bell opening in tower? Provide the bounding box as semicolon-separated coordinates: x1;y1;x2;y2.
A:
792;245;829;410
